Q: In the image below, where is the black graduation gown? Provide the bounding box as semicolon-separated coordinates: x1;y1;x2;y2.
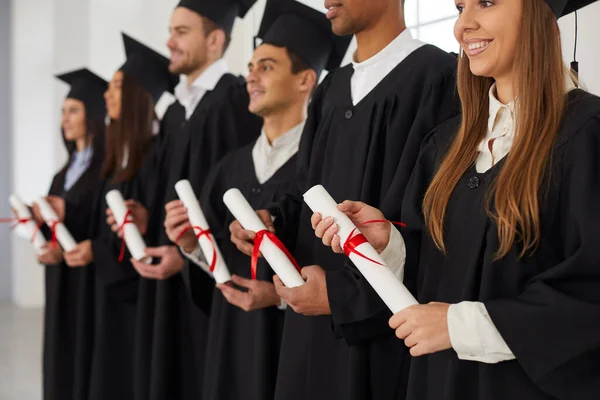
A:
270;45;460;400
189;144;296;400
43;156;103;400
402;89;600;400
147;74;262;400
133;107;183;400
85;144;156;400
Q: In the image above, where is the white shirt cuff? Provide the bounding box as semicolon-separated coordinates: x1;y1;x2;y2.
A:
447;301;515;364
181;244;214;278
379;224;407;281
277;298;287;311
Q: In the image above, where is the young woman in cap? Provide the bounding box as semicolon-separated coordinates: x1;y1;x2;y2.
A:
39;68;106;400
313;0;600;398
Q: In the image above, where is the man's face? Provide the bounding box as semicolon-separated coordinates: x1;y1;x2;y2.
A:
246;44;306;118
166;7;210;75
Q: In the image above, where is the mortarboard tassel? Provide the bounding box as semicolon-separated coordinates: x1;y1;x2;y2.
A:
570;11;579;86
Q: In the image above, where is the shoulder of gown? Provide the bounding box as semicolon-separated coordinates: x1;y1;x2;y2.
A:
556;89;600;147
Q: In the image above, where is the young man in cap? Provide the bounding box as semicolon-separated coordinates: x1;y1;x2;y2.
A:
164;1;351;398
229;0;460;398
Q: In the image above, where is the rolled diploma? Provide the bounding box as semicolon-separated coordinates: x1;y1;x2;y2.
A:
223;188;305;288
35;197;77;252
9;194;47;254
105;190;152;264
303;185;417;313
175;180;231;283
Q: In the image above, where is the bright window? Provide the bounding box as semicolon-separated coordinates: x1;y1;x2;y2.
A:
406;0;459;53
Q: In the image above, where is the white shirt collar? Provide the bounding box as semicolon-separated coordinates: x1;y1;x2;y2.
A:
252;121;305;184
349;29;425;105
174;59;230;118
487;83;515;133
352;29;420;70
477;70;577;173
487;70;576;133
259;122;304;150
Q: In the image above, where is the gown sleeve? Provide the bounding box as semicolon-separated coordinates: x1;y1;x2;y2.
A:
326;71;460;345
485;115;600;399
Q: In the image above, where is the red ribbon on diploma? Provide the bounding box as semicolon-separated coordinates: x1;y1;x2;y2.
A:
176;226;217;272
251;230;301;281
48;221;60;249
117;210;134;262
343;220;406;266
0;217;44;244
0;217;31;229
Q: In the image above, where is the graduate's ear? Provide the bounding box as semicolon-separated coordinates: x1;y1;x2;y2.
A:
207;29;227;58
298;69;318;95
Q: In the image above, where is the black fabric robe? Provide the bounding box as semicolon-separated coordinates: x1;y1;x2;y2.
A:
83;141;156;400
133;103;185;400
187;144;297;400
401;89;600;400
43;153;103;400
269;45;460;400
143;74;262;400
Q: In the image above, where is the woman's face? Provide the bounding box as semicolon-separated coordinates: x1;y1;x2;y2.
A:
104;70;124;120
61;98;87;142
454;0;523;80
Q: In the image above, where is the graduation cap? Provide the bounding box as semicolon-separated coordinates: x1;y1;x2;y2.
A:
177;0;257;35
56;68;108;121
119;33;180;105
545;0;597;17
256;0;352;77
544;0;598;81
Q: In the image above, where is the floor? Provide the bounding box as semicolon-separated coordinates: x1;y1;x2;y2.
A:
0;302;43;400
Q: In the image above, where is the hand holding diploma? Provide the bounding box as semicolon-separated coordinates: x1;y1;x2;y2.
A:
229;209;276;257
30;195;65;224
164;200;197;252
311;200;392;254
217;275;282;312
64;240;93;267
389;303;451;357
224;189;304;288
130;246;183;281
37;244;64;265
105;191;151;263
8;194;47;254
35;197;77;252
174;180;231;283
106;199;148;238
303;185;417;314
273;265;331;316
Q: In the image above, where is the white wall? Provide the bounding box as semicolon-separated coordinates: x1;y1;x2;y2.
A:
11;0;58;307
0;0;13;301
9;0;600;307
559;3;600;94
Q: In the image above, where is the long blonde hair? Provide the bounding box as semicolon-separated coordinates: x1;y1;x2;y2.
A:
423;0;566;259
